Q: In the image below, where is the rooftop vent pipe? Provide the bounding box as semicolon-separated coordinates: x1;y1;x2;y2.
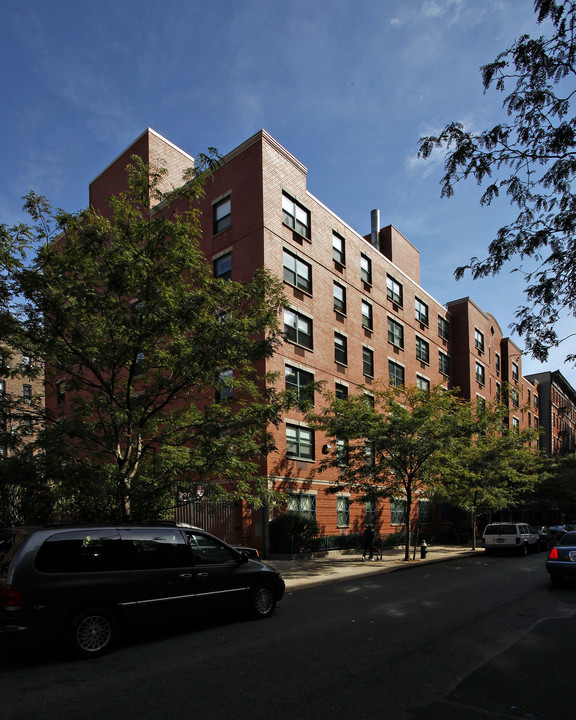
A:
370;209;380;247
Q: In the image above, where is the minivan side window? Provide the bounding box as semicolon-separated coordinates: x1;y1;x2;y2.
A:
186;532;237;565
35;530;123;573
124;529;191;570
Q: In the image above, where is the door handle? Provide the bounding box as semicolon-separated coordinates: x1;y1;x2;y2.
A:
179;573;194;580
195;572;209;578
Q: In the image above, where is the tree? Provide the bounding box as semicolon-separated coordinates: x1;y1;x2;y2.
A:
527;453;576;517
432;400;541;549
311;384;481;561
418;0;576;364
3;155;289;521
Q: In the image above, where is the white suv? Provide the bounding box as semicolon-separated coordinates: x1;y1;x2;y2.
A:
482;522;540;556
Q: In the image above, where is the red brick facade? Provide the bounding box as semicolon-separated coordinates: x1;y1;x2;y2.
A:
46;127;545;549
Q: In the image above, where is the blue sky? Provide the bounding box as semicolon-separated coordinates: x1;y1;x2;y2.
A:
2;0;574;385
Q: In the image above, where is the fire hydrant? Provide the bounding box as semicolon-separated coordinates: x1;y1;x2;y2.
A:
420;540;428;559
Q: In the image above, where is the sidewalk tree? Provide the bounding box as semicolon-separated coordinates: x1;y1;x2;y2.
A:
3;155;288;521
419;0;576;363
310;384;479;561
432;401;541;549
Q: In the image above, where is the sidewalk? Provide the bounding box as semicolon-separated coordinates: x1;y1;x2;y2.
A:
267;545;480;591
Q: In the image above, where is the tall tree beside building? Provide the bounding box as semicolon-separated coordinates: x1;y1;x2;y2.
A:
4;155;288;521
419;0;576;364
311;385;481;561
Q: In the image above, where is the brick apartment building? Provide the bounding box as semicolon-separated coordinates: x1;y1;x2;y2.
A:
47;127;543;549
0;348;44;458
525;370;576;455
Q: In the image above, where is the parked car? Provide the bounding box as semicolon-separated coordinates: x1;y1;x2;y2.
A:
546;530;576;584
547;525;567;540
0;522;284;658
481;522;540;556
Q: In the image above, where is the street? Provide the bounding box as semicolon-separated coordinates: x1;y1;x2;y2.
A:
1;552;575;720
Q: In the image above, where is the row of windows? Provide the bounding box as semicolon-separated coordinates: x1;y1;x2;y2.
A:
0;381;32;403
285;493;430;528
284;309;451;378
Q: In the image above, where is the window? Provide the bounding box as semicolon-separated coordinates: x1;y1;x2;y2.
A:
477;395;486;413
364;440;374;467
495;353;501;375
439;351;450;376
475;361;485;385
282;193;310;238
287;493;316;519
56;380;66;406
334;332;348;365
361;253;372;285
365;499;376;527
333;281;346;314
187;533;236;565
388;318;404;348
335;382;348;400
336;439;349;468
215;369;233;402
416;337;429;364
0;446;6;458
337;496;350;527
391;500;406;526
0;380;5;397
512;362;519;382
415;298;429;325
512;416;520;431
438;315;450;341
387;275;403;306
286;424;314;460
416;375;430;392
496;382;502;402
283;249;312;293
418;500;431;525
361;300;373;330
284;309;313;349
35;530;124;573
511;389;519;408
333;232;345;265
475;329;485;353
213;196;231;234
22;384;31;404
213;252;232;280
285;365;314;406
389;360;404;387
363;346;374;377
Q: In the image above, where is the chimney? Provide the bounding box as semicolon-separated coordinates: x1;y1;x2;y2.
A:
370;209;380;248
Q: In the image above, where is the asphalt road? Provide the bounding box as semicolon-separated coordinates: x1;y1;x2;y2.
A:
1;552;574;720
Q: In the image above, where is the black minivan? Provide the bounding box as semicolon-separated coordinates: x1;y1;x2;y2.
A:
0;522;284;658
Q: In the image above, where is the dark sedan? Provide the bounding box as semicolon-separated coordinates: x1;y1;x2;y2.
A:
546;530;576;584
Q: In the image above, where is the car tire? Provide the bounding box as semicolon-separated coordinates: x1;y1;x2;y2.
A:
249;584;276;619
67;607;118;658
518;543;528;557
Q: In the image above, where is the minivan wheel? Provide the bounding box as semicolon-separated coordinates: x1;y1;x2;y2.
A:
518;543;528;557
68;608;118;658
249;584;276;619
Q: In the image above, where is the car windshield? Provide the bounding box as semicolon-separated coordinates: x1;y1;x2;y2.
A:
484;525;517;535
558;532;576;546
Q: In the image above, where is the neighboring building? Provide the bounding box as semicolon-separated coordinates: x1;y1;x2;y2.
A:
525;370;576;455
47;127;544;549
0;347;44;458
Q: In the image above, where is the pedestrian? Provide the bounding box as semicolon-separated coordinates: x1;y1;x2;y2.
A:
363;526;375;561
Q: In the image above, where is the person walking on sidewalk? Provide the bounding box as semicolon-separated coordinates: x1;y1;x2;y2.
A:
363;526;375;561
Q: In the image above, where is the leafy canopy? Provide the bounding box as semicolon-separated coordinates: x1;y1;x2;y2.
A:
419;0;576;363
2;154;288;522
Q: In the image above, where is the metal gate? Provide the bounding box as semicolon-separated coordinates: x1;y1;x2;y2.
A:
174;500;235;544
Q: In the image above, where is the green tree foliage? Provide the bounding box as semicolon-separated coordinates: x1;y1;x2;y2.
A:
311;384;482;561
418;0;576;363
432;398;541;549
3;155;289;522
528;453;576;515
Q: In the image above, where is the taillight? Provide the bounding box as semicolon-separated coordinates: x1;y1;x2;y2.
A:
548;548;559;560
1;585;25;612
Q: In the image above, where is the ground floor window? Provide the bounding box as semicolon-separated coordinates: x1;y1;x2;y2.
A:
418;500;431;524
287;493;316;519
391;499;407;526
365;499;376;527
337;496;350;527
